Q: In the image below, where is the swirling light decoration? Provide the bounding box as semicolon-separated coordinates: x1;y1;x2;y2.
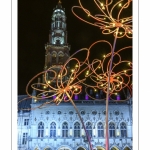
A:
83;40;132;101
72;0;132;38
18;43;132;150
18;48;94;150
72;1;132;149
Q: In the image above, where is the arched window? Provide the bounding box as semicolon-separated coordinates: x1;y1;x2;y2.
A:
124;147;130;150
62;122;68;137
44;148;52;150
86;122;92;138
120;122;127;137
38;122;44;137
77;147;86;150
111;147;119;150
74;122;80;137
96;146;105;150
97;122;104;137
50;122;56;137
52;52;57;64
58;52;64;64
109;122;115;138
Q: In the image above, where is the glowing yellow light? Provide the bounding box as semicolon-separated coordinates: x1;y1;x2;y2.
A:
100;76;102;79
103;55;106;58
128;62;131;65
75;64;79;68
43;85;47;89
48;80;51;84
100;3;104;6
34;99;37;102
119;3;122;7
117;77;119;79
71;69;74;72
101;84;103;86
117;84;119;87
115;93;117;95
112;23;115;27
58;74;60;78
119;32;122;35
109;88;111;90
94;89;97;92
124;70;126;73
120;82;123;84
104;17;106;20
75;88;78;91
102;6;105;10
88;14;90;17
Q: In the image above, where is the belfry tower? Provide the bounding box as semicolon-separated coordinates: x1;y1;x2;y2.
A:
44;0;70;71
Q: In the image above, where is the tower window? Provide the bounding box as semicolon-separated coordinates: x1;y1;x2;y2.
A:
74;122;80;137
50;122;56;137
38;122;44;137
22;133;28;145
62;122;68;137
52;52;57;64
58;53;64;64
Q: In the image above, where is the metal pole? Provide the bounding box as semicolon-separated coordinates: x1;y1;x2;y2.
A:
105;28;118;150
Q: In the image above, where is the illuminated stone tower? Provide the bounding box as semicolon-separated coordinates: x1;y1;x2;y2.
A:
44;0;70;71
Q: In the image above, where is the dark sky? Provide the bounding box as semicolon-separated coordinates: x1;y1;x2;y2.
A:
18;0;132;95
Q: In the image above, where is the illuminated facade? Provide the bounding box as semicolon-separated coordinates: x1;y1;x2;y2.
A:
18;1;132;150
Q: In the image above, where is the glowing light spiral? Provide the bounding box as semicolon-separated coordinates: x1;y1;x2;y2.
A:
72;0;132;38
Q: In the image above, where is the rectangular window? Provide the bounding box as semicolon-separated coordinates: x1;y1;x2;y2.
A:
24;119;29;126
22;133;28;145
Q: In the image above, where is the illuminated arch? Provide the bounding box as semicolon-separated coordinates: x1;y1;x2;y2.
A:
44;148;52;150
57;145;72;150
96;146;105;150
110;146;119;150
123;146;131;150
77;147;86;150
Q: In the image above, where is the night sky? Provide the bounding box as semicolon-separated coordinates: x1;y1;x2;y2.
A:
18;0;132;95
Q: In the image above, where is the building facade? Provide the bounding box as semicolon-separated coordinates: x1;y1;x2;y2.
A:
18;1;132;150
